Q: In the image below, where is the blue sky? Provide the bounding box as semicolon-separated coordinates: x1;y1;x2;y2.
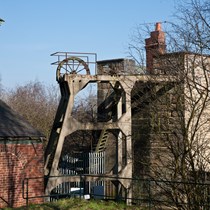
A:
0;0;176;89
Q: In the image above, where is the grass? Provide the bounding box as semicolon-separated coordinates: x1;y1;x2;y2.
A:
2;198;145;210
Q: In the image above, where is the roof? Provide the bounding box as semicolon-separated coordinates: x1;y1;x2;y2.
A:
159;51;210;58
97;58;127;63
0;99;45;139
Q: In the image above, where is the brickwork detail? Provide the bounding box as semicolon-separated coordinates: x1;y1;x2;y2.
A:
0;142;44;208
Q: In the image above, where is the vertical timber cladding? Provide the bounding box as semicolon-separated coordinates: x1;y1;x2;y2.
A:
0;140;44;208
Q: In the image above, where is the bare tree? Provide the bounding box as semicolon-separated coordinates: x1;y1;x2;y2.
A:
4;81;59;141
0;76;4;98
129;0;210;209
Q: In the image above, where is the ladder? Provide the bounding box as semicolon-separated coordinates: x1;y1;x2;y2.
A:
95;129;109;153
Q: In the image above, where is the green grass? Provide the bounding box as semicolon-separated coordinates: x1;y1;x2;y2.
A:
2;198;145;210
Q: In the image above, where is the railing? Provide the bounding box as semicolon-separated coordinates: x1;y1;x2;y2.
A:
51;52;97;75
22;175;210;209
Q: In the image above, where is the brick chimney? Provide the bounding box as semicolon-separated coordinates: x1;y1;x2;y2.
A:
145;22;166;73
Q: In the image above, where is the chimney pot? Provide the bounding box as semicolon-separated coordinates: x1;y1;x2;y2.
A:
145;22;166;74
155;22;162;31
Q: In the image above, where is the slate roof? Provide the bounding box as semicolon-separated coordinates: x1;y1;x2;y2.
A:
0;99;45;139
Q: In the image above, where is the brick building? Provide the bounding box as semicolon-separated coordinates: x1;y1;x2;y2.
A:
0;100;45;208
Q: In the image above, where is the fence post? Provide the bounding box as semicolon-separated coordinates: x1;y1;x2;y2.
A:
80;174;82;199
26;178;29;206
22;178;25;200
148;179;151;210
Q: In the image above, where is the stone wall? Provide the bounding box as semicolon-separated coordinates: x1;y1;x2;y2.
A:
132;80;183;179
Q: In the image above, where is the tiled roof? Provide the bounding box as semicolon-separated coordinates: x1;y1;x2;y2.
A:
0;99;45;139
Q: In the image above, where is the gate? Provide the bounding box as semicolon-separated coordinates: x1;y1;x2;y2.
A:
51;152;105;200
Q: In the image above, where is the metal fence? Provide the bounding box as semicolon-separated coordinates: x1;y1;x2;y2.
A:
59;152;105;175
22;174;210;209
50;152;105;201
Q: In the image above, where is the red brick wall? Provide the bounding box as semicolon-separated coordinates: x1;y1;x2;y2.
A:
0;141;44;208
145;22;166;73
